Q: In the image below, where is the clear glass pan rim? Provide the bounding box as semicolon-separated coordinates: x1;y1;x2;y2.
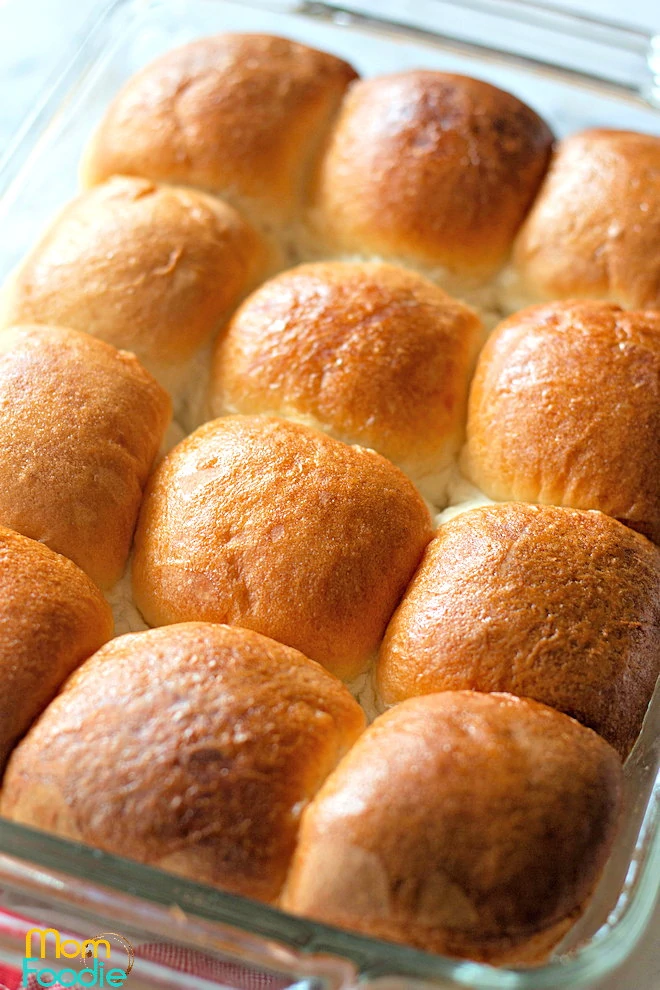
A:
0;1;658;987
0;807;657;990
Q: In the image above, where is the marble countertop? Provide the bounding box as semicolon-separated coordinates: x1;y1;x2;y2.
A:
0;1;658;988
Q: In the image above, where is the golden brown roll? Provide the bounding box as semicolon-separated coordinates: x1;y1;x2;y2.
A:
0;325;171;588
505;129;660;312
81;34;358;235
132;416;433;680
463;301;660;545
282;691;623;964
0;526;112;771
209;261;482;503
311;72;553;289
0;622;365;902
378;503;660;757
0;177;273;391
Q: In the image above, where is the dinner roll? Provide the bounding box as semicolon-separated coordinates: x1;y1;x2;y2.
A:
0;325;171;588
132;416;433;680
311;72;553;292
209;261;482;503
81;34;358;238
0;623;365;902
0;177;273;392
0;526;112;771
463;301;660;544
282;691;623;964
504;129;660;312
378;503;660;757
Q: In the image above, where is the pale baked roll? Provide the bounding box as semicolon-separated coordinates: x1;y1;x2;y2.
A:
0;177;273;394
81;34;358;237
0;325;171;588
0;526;112;770
132;416;433;680
0;623;365;902
282;691;623;964
209;262;482;504
378;503;660;757
463;301;660;545
503;129;660;313
311;72;553;293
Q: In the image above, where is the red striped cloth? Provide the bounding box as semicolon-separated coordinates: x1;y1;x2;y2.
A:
0;908;290;990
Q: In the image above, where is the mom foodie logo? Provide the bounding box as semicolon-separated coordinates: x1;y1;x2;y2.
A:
23;929;134;987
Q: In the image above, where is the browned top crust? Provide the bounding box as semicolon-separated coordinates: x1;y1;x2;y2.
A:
1;177;272;385
0;622;365;902
282;691;623;963
0;525;113;770
132;415;433;680
209;261;482;483
81;34;358;227
377;503;660;756
313;71;553;279
463;300;660;545
510;129;660;310
0;324;171;587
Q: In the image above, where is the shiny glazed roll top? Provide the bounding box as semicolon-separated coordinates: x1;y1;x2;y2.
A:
505;129;660;312
0;177;274;393
209;261;482;504
0;623;365;902
132;415;433;680
0;525;113;770
0;324;171;587
463;301;660;546
80;34;359;234
282;691;623;964
311;71;553;291
377;502;660;757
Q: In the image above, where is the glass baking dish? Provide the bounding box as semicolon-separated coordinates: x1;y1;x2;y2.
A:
0;1;658;987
